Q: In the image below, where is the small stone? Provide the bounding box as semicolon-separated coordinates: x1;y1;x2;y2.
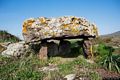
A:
64;74;76;80
86;59;94;64
39;64;59;72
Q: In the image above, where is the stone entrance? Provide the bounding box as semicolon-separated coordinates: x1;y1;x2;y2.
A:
22;16;98;59
38;39;93;59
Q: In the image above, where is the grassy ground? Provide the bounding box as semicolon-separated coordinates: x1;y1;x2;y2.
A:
0;53;102;80
0;38;120;80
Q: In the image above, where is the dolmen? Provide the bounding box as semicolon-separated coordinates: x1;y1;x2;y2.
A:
22;16;98;59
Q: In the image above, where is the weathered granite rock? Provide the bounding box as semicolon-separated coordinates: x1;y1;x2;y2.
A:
1;41;30;57
82;39;92;58
22;16;98;43
38;43;48;60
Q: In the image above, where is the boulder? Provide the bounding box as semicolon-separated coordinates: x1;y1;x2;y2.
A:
1;41;30;57
22;16;98;43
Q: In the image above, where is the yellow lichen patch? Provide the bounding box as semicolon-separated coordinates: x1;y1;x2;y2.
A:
93;25;98;37
62;24;70;30
27;19;35;27
90;45;93;58
22;25;27;33
39;17;46;24
22;19;35;33
22;21;28;33
22;16;99;42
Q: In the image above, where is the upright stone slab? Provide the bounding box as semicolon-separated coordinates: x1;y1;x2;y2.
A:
38;42;48;60
47;41;59;57
82;39;92;58
59;40;71;56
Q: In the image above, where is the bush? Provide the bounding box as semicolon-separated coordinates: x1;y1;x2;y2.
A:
96;44;120;73
0;30;20;42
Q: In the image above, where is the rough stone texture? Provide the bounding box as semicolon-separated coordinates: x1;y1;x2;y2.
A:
1;41;29;57
22;16;98;43
59;40;71;56
38;64;59;72
64;74;76;80
82;39;92;58
38;43;48;60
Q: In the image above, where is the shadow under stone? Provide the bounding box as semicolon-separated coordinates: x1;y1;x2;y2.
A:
30;40;85;58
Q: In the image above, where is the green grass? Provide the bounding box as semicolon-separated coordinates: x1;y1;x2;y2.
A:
1;40;119;79
58;56;101;79
0;54;101;80
0;54;46;80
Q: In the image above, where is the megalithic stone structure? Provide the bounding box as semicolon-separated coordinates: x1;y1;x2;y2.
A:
22;16;98;59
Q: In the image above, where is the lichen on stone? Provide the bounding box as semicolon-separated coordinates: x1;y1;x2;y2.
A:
22;16;98;43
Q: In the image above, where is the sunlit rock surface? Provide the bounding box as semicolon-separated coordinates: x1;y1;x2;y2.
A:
1;41;30;57
22;16;98;43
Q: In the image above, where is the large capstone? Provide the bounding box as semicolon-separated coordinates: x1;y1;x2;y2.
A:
22;16;99;59
22;16;98;43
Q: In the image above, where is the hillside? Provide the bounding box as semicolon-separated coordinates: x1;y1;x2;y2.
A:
102;31;120;37
109;31;120;36
100;31;120;47
0;30;21;42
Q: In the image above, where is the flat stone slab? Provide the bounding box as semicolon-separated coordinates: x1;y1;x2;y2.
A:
22;16;98;43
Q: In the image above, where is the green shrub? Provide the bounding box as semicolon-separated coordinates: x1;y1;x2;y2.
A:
96;45;120;73
0;30;20;42
97;44;109;56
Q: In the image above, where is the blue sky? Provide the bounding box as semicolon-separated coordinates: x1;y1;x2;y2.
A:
0;0;120;39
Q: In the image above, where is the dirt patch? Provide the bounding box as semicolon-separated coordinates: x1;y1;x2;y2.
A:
96;68;120;80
